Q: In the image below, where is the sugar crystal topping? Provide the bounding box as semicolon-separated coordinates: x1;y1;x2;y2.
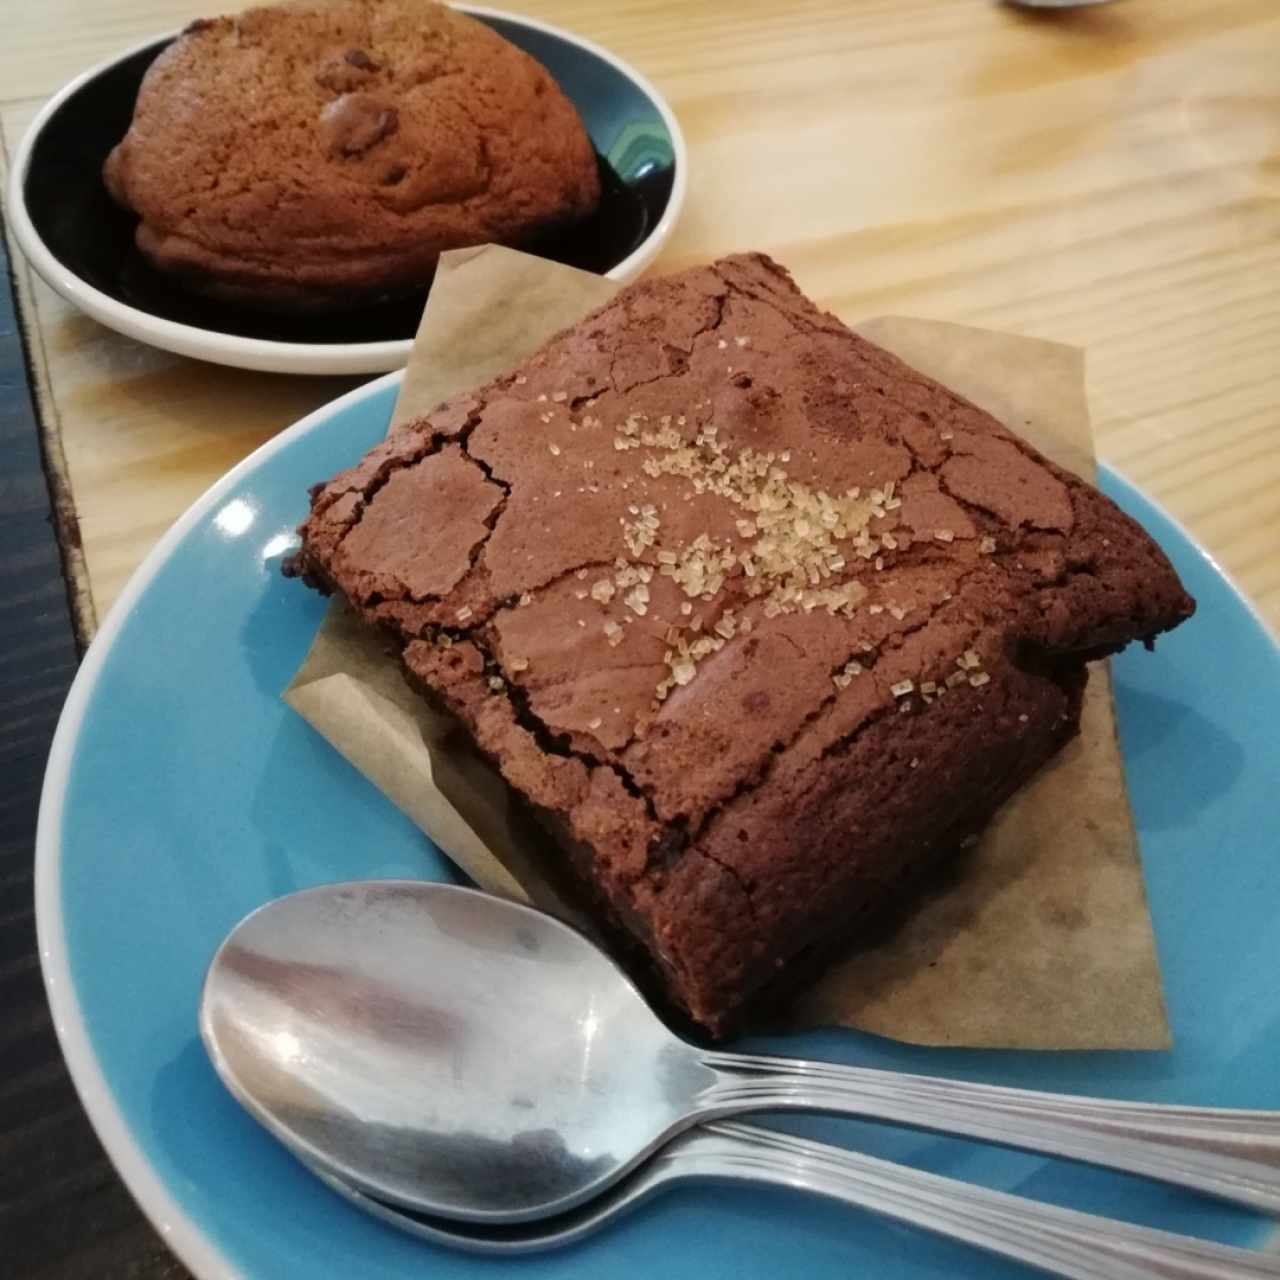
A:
528;401;992;706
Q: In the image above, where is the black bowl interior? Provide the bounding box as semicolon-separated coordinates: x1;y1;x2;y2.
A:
22;16;677;347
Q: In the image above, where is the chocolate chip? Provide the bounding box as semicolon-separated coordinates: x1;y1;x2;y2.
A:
647;829;686;871
381;163;408;186
319;95;400;157
315;48;380;93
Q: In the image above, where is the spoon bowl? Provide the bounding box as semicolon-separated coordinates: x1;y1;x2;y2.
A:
200;880;705;1221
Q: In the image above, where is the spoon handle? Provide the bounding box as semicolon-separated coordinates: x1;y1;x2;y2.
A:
696;1052;1280;1214
686;1122;1280;1280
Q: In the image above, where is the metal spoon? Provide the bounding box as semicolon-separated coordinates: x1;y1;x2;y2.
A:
303;1123;1280;1278
200;880;1280;1225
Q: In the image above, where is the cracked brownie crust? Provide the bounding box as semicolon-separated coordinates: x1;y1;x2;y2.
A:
104;0;600;311
286;254;1194;1034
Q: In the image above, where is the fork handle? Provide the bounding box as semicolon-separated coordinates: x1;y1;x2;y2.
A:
697;1051;1280;1214
688;1121;1280;1279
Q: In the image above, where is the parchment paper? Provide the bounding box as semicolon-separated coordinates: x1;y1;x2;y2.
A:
286;245;1169;1050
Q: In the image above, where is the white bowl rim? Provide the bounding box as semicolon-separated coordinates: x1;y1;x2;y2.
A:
5;6;688;376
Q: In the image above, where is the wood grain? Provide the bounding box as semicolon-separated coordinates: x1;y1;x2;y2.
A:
0;5;1276;1276
2;0;1277;631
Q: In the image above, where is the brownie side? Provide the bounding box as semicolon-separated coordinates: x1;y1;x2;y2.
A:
286;253;1194;1033
397;616;1088;1035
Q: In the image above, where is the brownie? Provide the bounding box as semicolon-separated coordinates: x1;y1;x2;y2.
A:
286;254;1194;1035
103;0;600;312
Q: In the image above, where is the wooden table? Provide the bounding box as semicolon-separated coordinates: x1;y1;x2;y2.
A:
1;1;1277;1275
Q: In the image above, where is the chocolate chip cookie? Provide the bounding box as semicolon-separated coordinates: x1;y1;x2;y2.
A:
104;0;601;311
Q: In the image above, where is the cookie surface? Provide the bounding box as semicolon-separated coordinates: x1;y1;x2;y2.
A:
287;254;1195;1033
104;0;601;311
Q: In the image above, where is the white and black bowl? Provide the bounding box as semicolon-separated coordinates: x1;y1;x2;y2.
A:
6;6;687;375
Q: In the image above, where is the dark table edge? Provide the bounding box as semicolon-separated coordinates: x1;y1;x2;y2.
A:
0;224;186;1279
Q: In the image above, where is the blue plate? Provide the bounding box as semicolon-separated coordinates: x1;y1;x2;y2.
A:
37;373;1280;1278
